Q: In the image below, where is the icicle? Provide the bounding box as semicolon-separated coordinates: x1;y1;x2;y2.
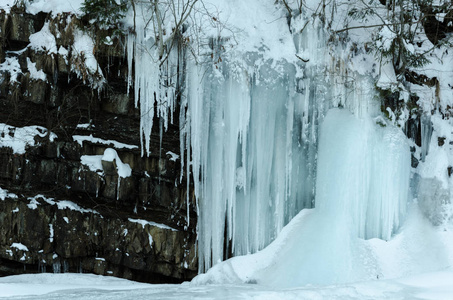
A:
126;33;134;95
420;114;432;162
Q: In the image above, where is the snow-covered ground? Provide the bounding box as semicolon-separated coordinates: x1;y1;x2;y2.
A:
1;271;453;299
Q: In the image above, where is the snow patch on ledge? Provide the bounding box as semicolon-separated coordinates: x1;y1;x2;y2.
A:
0;186;18;201
47;199;100;215
128;218;178;232
166;151;179;162
28;22;57;54
26;194;100;214
11;243;29;252
80;155;103;174
26;58;47;82
0;123;57;154
73;135;138;150
71;29;105;88
80;149;132;178
0;57;22;83
102;148;132;178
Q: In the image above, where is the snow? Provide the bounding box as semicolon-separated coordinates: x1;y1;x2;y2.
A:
0;123;57;155
80;148;132;178
48;224;54;242
0;274;150;298
1;272;453;299
0;57;22;83
0;186;17;201
11;243;29;252
55;200;99;214
2;0;453;296
129;218;178;232
29;22;58;54
26;58;47;81
0;0;15;13
80;155;103;173
71;29;105;88
27;196;41;210
75;123;92;129
26;194;100;215
73;135;138;150
166;151;179;162
102;148;131;178
24;0;84;16
80;149;131;200
376;26;396;52
376;62;398;91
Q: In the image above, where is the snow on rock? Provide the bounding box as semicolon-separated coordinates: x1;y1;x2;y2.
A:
166;151;179;162
75;123;93;129
128;218;178;232
71;29;105;88
80;155;104;173
0;0;16;13
54;200;99;214
417;114;453;188
80;148;132;178
102;148;131;178
0;186;18;201
28;22;58;54
80;149;131;201
0;57;22;83
48;224;54;242
73;135;138;150
26;58;47;82
0;123;57;154
26;194;100;214
11;243;29;252
27;195;42;210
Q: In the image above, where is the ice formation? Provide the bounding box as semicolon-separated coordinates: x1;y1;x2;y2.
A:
124;0;414;273
316;109;410;241
119;0;453;284
191;109;411;287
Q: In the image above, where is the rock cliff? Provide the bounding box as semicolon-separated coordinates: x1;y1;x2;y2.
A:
0;4;197;283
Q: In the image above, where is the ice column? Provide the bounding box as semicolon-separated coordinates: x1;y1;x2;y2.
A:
316;109;410;240
184;49;327;271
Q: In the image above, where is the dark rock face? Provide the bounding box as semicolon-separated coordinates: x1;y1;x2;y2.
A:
0;6;197;282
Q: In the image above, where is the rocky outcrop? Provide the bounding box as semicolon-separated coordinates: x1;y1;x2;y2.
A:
0;5;197;282
0;192;196;282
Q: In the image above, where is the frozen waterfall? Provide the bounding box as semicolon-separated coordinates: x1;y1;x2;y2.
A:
125;3;412;276
192;108;411;287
